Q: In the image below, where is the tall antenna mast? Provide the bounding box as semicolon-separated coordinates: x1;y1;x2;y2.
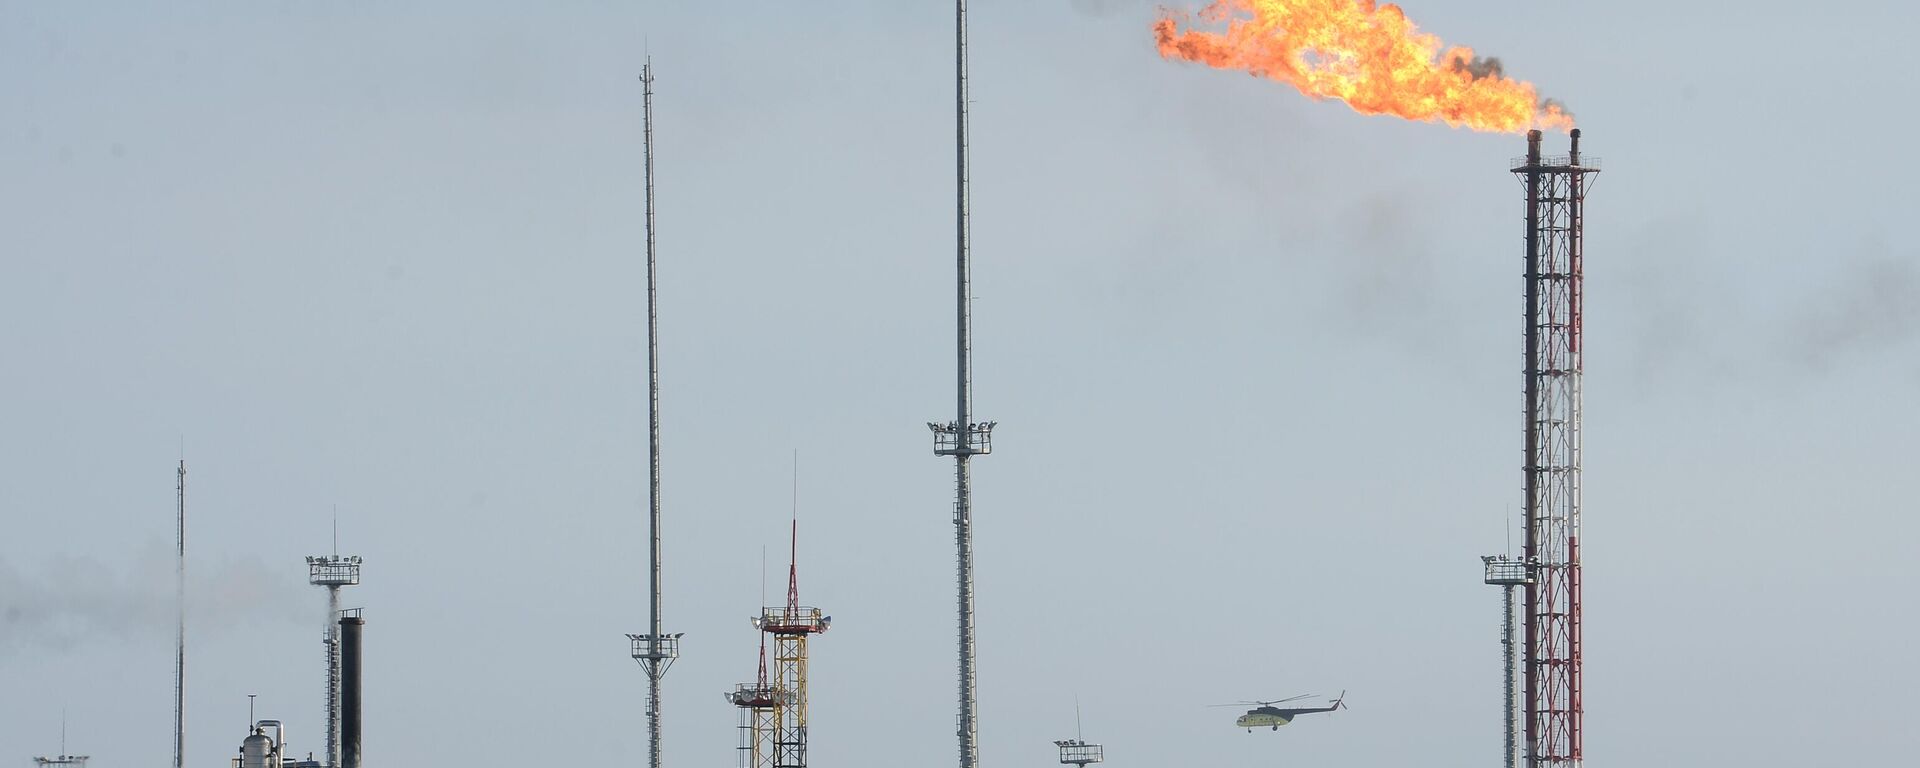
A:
174;460;186;768
927;3;995;768
760;547;769;687
787;453;798;612
629;57;681;768
761;476;827;768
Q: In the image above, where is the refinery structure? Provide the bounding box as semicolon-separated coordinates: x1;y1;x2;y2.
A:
1504;129;1598;768
22;4;1609;768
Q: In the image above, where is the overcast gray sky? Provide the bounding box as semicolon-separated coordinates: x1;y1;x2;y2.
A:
4;1;1916;766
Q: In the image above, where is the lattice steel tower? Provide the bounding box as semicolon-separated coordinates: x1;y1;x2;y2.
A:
1511;128;1598;768
926;3;996;768
725;635;782;768
306;549;360;768
758;521;828;768
627;58;681;768
728;547;782;768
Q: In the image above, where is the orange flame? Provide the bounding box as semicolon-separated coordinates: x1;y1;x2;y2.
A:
1155;0;1572;133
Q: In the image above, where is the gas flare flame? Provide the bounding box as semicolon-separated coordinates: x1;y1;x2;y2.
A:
1155;0;1573;133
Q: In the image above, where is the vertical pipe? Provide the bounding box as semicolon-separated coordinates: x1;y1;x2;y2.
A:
1565;127;1585;764
953;2;979;768
174;461;186;768
1521;128;1542;768
339;616;363;768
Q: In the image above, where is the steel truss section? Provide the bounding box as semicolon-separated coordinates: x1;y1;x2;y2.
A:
1513;129;1598;768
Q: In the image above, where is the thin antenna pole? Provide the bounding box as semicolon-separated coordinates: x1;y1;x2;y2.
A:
247;695;256;729
788;452;799;612
644;66;661;648
953;3;981;768
174;460;186;768
758;546;768;687
635;56;674;768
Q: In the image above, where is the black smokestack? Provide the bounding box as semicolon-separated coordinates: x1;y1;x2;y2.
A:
340;615;364;768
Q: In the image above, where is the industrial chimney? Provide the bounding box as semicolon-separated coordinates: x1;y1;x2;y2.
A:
339;615;364;768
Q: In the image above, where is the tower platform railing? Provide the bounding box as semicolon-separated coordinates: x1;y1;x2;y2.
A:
758;607;829;635
929;421;995;456
630;632;683;662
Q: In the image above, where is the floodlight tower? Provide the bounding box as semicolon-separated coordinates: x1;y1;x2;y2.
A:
926;3;996;768
626;58;680;768
759;521;828;768
307;550;361;768
1510;129;1598;768
1483;554;1531;768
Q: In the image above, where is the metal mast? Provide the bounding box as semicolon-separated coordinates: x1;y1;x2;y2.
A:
728;550;782;768
760;519;827;768
1483;555;1530;768
1512;129;1597;768
628;58;681;768
727;623;781;768
174;460;185;768
927;3;996;768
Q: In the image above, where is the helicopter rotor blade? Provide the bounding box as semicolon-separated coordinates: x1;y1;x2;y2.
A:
1257;693;1315;705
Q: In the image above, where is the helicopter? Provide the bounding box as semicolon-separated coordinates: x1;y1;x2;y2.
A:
1211;691;1346;731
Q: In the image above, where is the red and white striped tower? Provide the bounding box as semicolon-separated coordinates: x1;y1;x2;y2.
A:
1512;128;1597;768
